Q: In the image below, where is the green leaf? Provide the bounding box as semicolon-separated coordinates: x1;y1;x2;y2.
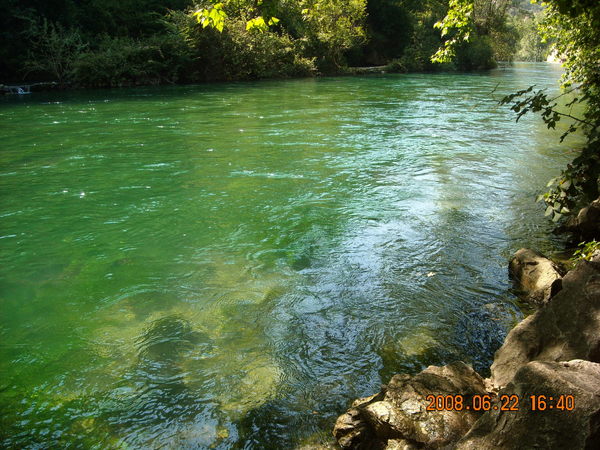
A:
545;206;553;216
246;16;268;32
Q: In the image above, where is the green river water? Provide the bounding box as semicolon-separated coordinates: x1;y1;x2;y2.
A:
0;63;583;448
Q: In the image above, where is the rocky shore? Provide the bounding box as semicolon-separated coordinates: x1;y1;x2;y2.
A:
333;199;600;449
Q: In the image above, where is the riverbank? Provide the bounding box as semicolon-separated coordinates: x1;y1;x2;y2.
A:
332;198;600;449
0;64;431;94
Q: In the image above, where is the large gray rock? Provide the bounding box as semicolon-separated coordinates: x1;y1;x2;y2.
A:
457;359;600;450
509;248;563;306
565;196;600;240
491;255;600;388
333;362;487;449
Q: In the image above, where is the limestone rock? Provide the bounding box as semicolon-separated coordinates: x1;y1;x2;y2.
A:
457;359;600;450
333;407;380;449
565;196;600;241
333;362;487;449
384;439;418;450
491;257;600;388
362;401;405;438
509;248;563;306
382;363;488;447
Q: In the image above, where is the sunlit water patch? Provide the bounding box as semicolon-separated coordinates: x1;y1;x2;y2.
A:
0;63;583;447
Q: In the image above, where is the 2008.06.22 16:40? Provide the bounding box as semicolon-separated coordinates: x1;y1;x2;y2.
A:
426;394;575;412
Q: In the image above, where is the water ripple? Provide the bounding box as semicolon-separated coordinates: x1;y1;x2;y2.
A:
0;64;577;448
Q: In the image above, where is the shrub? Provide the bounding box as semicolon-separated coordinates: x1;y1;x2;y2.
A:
572;240;600;263
168;11;316;82
221;21;316;79
23;19;87;85
455;35;497;71
384;59;406;73
72;34;191;87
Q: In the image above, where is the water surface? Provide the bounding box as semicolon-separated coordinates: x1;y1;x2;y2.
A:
0;63;581;447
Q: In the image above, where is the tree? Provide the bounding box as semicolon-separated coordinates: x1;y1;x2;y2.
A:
300;0;367;69
192;0;282;33
188;0;366;72
23;18;86;84
432;0;516;64
514;12;549;62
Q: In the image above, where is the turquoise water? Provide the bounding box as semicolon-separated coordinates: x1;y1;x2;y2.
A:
0;63;580;447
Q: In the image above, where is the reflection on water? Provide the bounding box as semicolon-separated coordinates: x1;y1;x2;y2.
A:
0;63;582;447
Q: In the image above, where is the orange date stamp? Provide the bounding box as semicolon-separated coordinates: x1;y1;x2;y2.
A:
425;394;575;412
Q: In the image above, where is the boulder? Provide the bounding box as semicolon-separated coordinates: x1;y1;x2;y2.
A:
565;196;600;241
457;359;600;450
508;248;563;306
384;439;418;450
491;255;600;388
333;394;384;449
333;362;487;449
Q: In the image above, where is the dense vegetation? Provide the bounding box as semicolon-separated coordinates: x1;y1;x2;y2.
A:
1;0;549;87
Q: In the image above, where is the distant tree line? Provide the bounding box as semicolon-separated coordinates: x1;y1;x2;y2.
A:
0;0;550;87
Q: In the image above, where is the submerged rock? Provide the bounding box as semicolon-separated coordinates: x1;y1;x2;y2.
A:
458;359;600;450
333;362;487;449
509;248;563;306
137;315;203;362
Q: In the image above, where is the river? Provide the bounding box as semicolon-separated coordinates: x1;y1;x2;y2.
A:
0;63;582;448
